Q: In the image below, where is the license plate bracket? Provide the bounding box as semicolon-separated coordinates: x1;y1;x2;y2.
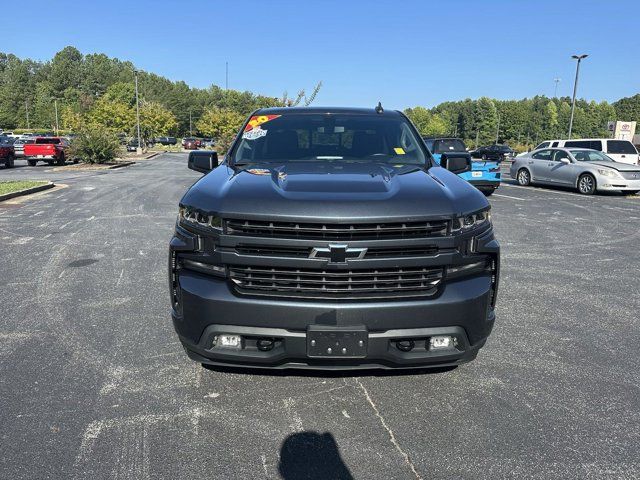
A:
307;325;368;358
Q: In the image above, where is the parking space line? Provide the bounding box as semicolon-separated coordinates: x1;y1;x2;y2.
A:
493;193;526;200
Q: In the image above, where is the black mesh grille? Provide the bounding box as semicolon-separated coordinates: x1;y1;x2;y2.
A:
229;265;443;299
226;219;449;240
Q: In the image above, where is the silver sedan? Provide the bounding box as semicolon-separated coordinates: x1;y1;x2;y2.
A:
510;148;640;195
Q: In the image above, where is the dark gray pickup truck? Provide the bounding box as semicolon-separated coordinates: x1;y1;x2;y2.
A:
169;106;500;370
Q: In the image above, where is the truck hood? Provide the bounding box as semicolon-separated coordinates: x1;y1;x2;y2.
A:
181;162;488;221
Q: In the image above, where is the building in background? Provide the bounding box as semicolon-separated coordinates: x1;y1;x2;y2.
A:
607;121;636;141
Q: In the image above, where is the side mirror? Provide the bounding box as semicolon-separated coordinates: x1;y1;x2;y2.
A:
559;158;570;164
188;150;218;174
441;154;471;174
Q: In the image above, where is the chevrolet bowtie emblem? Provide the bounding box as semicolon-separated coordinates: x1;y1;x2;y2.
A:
310;244;367;263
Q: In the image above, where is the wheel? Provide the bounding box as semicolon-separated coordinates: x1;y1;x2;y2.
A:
480;188;496;196
627;190;639;195
5;155;14;168
73;158;79;164
27;159;37;166
57;152;65;166
517;168;531;186
47;160;54;166
577;173;596;195
481;154;487;160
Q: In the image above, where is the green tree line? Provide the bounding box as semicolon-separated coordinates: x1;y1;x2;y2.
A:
405;94;640;150
0;46;285;137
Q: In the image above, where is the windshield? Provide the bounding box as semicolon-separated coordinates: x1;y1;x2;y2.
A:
570;149;615;162
232;113;427;165
431;139;466;153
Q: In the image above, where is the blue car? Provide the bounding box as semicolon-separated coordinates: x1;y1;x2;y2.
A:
423;137;501;196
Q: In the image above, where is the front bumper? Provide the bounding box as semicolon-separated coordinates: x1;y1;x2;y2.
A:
596;177;640;191
172;265;498;370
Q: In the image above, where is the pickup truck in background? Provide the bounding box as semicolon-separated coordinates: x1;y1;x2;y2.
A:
23;137;70;166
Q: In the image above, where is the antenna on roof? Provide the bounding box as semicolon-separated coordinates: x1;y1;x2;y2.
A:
375;102;384;114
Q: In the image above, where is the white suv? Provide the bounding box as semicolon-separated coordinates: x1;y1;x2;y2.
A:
534;138;639;165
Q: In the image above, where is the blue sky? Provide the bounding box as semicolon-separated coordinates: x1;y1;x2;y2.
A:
3;0;638;109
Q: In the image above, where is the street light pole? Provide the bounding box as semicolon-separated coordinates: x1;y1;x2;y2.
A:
25;99;30;129
189;109;192;136
553;78;561;98
568;54;588;140
495;112;500;144
134;69;142;154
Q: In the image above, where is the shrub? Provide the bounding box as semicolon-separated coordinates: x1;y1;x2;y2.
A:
70;128;121;164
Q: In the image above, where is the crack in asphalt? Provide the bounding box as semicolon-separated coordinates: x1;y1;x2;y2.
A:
354;378;424;480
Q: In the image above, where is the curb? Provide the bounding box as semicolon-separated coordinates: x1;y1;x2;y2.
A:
0;182;55;202
145;152;160;159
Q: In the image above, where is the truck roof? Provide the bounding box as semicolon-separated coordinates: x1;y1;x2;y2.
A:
254;106;402;116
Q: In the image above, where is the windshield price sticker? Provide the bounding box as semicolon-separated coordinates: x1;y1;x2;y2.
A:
244;115;281;132
242;127;268;140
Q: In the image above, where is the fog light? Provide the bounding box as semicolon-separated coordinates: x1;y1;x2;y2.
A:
257;338;274;351
217;334;241;348
396;340;415;352
429;335;453;350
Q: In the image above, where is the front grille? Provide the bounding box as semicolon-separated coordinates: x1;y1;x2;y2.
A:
229;265;444;299
235;245;441;259
226;219;449;240
620;171;640;181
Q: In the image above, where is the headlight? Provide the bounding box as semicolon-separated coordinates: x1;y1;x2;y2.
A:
597;169;619;178
451;209;491;233
179;206;222;231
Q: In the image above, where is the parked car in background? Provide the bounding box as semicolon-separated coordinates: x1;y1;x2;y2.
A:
424;137;501;196
201;137;215;148
12;138;35;157
472;144;514;161
533;138;639;165
183;137;198;150
0;136;15;168
510;147;640;195
23;137;70;166
156;136;177;145
127;139;145;152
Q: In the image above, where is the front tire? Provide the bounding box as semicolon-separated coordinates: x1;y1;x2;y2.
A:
27;159;37;166
57;152;65;166
577;174;596;195
517;168;531;186
5;154;15;168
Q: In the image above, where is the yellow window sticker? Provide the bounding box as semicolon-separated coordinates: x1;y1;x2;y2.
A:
394;147;406;155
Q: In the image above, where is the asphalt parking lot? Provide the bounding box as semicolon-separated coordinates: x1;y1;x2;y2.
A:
1;153;639;479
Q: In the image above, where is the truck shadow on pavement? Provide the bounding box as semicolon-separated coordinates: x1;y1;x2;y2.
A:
202;363;457;378
278;431;354;480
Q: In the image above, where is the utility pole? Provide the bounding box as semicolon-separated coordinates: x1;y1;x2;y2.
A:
475;131;479;149
189;109;192;136
225;61;228;91
54;99;59;136
568;54;588;140
495;112;500;144
134;69;142;154
25;99;30;129
553;78;561;98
